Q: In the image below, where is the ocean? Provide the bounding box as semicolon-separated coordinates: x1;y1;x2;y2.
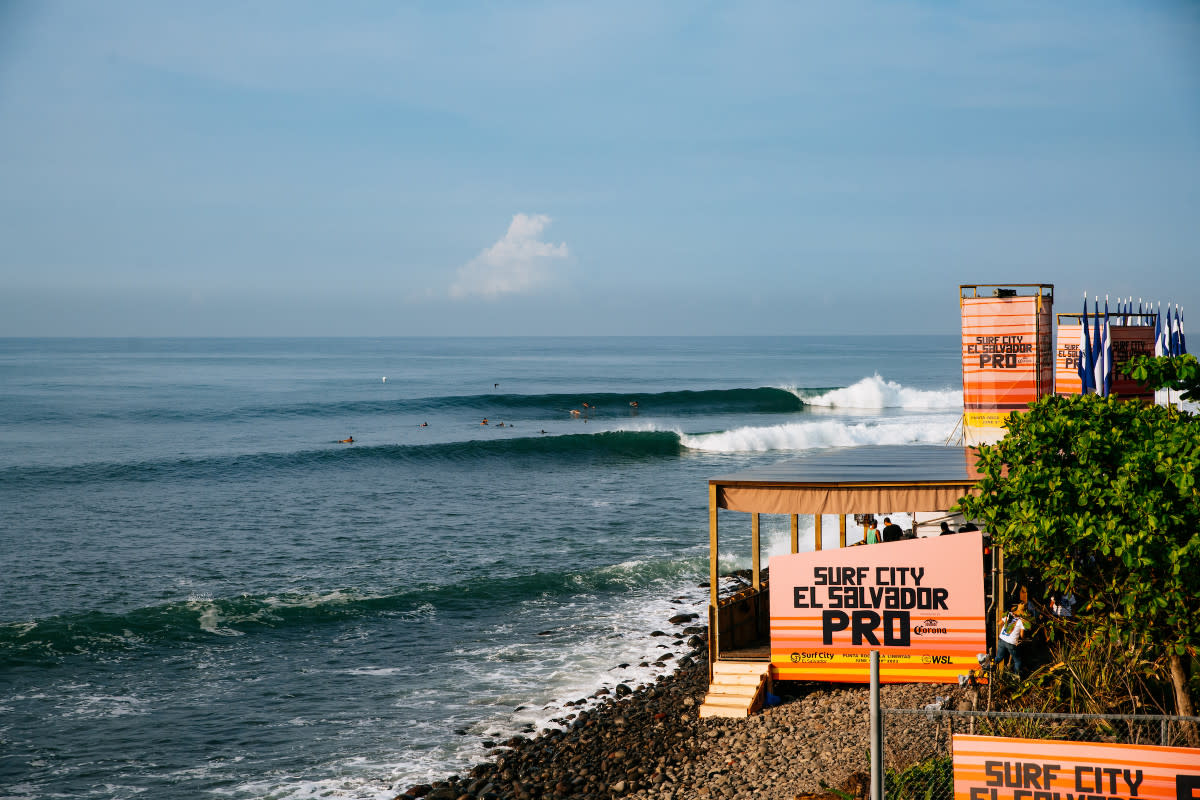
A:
0;336;963;799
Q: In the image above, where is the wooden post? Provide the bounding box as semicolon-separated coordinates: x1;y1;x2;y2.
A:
751;513;761;590
708;483;720;673
790;514;799;554
839;514;847;548
814;514;822;550
996;546;1005;632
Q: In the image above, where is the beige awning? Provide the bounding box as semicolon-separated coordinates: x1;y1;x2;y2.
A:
710;445;983;515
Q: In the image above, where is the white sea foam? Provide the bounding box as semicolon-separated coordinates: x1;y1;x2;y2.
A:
343;667;408;677
679;414;958;452
798;375;961;410
233;573;714;800
262;589;360;609
195;604;244;637
61;693;148;719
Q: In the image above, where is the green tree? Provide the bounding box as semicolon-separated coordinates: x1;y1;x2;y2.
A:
1124;354;1200;402
956;394;1199;722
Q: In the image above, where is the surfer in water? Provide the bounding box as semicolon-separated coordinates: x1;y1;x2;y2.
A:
340;436;354;444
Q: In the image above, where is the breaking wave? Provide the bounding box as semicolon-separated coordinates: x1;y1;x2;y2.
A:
799;374;960;410
679;414;959;452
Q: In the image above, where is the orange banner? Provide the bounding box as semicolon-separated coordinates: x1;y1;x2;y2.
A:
768;533;986;683
953;734;1200;800
1055;318;1155;401
962;296;1054;445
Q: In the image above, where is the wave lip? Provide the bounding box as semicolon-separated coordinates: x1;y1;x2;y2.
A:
799;375;961;410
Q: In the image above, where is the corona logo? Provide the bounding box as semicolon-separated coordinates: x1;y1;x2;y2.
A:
913;619;949;636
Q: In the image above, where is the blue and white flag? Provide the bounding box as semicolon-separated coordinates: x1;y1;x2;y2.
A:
1156;303;1166;357
1170;305;1181;357
1079;292;1094;393
1094;297;1113;397
1180;307;1187;355
1155;302;1168;357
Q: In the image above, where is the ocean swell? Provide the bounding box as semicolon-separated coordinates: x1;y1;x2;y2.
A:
0;557;705;667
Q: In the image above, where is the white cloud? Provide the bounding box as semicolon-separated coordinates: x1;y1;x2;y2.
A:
449;213;568;299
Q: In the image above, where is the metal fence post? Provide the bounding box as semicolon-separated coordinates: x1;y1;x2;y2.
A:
871;651;883;800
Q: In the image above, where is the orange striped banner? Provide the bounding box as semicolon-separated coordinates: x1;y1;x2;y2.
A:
768;533;987;683
962;296;1054;445
953;734;1200;800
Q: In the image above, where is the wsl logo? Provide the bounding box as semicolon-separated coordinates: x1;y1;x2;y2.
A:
913;618;949;636
922;655;953;664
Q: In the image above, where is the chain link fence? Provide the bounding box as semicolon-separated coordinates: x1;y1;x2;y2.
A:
879;707;1200;800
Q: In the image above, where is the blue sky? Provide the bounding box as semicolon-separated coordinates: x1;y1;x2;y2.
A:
1;1;1198;336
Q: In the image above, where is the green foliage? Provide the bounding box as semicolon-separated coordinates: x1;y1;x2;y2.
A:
1003;624;1173;716
955;394;1200;714
886;755;953;800
1123;354;1200;402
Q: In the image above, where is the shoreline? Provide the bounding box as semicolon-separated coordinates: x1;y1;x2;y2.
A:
396;617;969;800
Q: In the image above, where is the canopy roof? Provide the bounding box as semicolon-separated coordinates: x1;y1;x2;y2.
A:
710;445;983;515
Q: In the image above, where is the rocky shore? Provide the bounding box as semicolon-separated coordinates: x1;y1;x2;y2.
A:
396;612;970;800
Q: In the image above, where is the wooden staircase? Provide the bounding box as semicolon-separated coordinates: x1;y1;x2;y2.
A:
698;661;770;718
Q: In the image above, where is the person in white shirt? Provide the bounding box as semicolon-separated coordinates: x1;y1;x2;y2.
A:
994;603;1027;676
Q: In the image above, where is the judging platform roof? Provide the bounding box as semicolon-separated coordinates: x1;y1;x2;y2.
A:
709;444;982;515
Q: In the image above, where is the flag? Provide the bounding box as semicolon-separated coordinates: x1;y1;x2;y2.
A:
1155;302;1167;357
1102;298;1113;396
1170;305;1181;357
1180;307;1187;355
1094;297;1112;397
1079;293;1094;393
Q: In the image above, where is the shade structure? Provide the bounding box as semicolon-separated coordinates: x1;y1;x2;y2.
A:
709;444;983;516
702;444;993;688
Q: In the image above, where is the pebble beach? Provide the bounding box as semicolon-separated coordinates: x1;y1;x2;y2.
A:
396;610;969;800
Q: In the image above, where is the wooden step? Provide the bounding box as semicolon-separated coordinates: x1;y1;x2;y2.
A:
705;676;763;690
711;661;770;676
701;691;754;706
699;661;770;718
